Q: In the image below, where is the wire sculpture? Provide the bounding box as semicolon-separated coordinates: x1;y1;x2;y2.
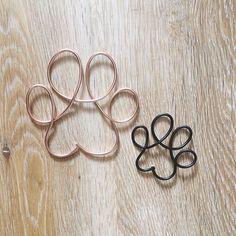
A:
131;113;197;181
26;49;139;159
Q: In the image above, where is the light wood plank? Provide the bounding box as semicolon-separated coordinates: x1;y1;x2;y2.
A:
0;0;235;235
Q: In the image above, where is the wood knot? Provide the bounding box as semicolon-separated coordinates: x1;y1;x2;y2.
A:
2;146;10;158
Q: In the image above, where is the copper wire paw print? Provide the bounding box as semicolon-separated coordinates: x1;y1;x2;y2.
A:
131;113;197;181
26;49;139;159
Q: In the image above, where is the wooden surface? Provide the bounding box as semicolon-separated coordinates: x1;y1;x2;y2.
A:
0;0;235;235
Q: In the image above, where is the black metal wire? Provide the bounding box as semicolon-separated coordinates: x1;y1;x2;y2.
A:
131;113;197;181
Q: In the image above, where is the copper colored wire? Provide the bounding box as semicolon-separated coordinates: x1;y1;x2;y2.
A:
26;49;139;158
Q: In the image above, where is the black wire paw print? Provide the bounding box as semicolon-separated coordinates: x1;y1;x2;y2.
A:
131;113;197;181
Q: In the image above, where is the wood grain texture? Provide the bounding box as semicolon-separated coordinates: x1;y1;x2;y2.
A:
0;0;235;235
